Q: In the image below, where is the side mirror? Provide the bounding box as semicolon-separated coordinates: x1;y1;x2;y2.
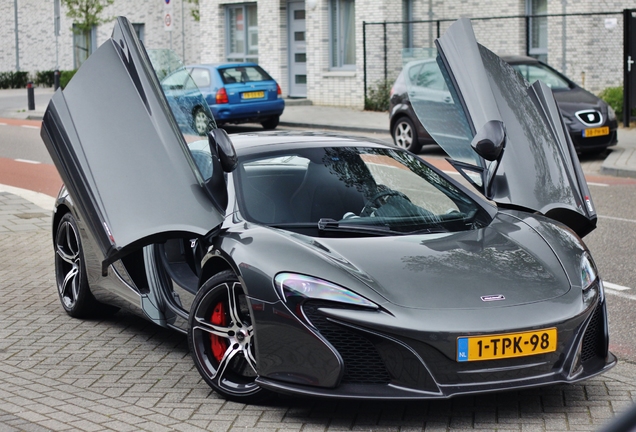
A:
471;120;506;162
208;128;238;173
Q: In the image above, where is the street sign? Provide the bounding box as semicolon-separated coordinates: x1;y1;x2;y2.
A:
164;0;173;32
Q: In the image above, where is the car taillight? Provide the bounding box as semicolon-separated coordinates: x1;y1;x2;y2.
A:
390;86;395;97
215;87;229;104
276;84;282;99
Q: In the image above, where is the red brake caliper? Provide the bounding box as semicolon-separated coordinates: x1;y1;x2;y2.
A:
210;302;228;362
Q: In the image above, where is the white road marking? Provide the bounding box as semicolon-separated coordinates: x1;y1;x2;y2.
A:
0;123;7;126
604;282;631;291
598;215;636;224
21;125;40;130
14;158;41;164
604;289;636;301
588;182;609;187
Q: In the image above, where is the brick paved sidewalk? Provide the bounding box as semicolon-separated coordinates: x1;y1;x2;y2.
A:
1;191;635;431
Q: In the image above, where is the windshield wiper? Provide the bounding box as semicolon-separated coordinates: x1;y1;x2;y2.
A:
317;218;395;235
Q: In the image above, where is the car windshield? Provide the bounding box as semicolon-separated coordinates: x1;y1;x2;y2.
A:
235;146;489;235
510;63;571;90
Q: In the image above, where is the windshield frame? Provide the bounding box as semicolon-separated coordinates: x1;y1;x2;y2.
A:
232;144;494;236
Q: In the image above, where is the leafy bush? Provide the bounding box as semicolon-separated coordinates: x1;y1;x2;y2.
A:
0;71;29;89
598;86;623;119
35;70;56;87
60;70;77;89
365;79;392;112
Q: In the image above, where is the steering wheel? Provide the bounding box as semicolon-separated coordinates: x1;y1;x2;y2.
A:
360;189;410;217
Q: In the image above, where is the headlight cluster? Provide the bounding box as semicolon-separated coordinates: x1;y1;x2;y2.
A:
580;251;598;291
275;273;378;309
607;105;617;122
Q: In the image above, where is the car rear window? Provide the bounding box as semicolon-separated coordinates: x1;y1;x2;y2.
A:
219;66;272;84
189;67;211;88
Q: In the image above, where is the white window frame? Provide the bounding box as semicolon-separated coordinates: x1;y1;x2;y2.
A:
73;24;96;69
329;0;356;70
225;3;258;63
527;0;548;62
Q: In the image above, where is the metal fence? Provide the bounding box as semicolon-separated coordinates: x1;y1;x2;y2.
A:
363;12;625;103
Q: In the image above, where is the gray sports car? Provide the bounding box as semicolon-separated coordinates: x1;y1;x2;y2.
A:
40;17;615;403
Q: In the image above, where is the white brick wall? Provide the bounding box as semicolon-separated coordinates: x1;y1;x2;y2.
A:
1;0;199;77
3;0;634;104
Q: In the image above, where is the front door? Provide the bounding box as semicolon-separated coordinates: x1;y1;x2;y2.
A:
288;1;307;97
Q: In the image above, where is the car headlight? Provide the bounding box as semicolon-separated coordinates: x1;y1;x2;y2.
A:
580;251;598;291
607;105;617;122
275;273;378;309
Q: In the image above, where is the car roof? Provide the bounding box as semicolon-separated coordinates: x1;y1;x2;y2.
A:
186;62;260;69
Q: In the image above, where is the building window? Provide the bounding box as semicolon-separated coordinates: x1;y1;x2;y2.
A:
73;24;96;69
226;4;258;63
330;0;355;69
133;23;145;43
527;0;547;62
402;0;413;49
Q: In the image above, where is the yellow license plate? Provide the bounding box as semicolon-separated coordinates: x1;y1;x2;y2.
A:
457;328;557;362
583;126;609;138
242;91;265;99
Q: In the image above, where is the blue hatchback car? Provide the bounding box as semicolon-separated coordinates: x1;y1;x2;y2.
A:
161;63;285;134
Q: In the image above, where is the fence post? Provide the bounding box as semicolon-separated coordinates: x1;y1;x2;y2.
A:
363;21;367;105
383;22;387;84
27;81;35;111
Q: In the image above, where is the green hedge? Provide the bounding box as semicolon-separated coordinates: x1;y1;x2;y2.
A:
0;71;29;89
598;86;623;119
59;70;77;89
364;79;392;112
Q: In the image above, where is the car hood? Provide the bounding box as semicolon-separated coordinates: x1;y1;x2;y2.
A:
553;86;604;109
282;213;571;310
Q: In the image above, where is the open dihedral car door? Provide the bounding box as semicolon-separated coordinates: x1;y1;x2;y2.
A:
407;19;596;237
41;17;224;273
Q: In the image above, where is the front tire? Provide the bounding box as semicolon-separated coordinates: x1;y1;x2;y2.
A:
54;213;116;318
392;116;422;153
193;107;210;136
188;270;272;403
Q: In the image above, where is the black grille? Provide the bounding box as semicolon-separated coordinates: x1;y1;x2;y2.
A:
303;303;391;384
581;303;605;362
576;110;602;125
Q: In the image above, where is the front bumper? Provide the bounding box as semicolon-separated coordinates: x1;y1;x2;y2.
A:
252;284;615;399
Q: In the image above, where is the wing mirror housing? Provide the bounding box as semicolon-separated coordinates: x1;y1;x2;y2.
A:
203;128;238;212
209;128;238;173
470;120;506;161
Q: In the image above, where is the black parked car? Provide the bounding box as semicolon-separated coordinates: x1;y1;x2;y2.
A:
41;17;614;403
390;54;618;154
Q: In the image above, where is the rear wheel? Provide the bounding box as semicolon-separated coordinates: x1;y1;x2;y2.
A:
188;270;272;403
54;213;117;318
261;116;279;130
392;116;422;153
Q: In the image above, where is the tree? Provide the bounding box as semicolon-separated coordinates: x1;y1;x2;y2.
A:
62;0;114;67
186;0;200;22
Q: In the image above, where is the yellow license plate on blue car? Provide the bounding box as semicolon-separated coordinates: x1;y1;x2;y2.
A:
457;328;557;362
242;91;265;99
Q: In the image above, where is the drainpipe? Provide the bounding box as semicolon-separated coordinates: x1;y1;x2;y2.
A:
561;0;567;74
14;0;20;71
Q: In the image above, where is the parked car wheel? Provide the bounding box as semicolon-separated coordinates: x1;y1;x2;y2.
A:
261;116;280;130
392;117;422;153
188;270;272;402
54;213;117;318
193;107;209;136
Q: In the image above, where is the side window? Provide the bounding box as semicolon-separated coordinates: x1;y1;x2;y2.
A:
161;69;190;90
189;68;211;88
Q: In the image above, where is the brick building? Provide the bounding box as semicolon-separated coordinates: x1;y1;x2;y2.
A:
2;0;634;109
